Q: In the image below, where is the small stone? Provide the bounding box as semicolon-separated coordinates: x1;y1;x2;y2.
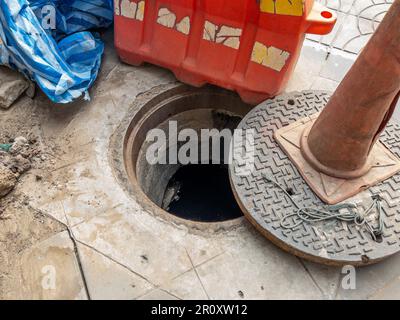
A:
25;81;36;99
0;67;29;109
15;136;28;144
14;154;31;174
28;136;37;144
0;165;17;197
10;136;31;159
10;136;28;155
0;150;13;168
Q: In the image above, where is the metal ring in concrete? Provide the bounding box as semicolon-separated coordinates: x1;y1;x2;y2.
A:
110;84;250;233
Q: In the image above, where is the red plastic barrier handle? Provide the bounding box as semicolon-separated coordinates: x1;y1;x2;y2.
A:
305;2;337;35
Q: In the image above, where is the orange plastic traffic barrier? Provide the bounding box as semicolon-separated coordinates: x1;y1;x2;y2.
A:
114;0;336;104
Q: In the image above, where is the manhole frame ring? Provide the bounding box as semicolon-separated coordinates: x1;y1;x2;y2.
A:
110;82;248;234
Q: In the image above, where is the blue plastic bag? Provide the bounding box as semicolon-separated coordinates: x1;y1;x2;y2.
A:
0;0;113;103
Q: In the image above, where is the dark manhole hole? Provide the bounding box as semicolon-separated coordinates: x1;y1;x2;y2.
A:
163;164;243;222
119;84;250;229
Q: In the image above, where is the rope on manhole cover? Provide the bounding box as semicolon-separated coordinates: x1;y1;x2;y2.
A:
263;174;384;241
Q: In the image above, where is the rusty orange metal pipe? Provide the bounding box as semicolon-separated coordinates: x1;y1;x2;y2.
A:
301;0;400;179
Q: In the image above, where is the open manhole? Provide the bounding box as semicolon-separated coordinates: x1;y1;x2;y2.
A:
164;164;242;222
119;84;251;229
113;86;400;265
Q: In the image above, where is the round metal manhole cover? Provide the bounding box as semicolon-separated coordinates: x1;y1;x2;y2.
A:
229;91;400;266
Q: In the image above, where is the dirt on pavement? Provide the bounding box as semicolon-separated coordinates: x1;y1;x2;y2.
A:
0;95;66;299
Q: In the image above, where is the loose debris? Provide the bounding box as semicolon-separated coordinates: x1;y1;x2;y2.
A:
0;165;16;197
0;135;41;199
0;144;12;152
0;96;65;300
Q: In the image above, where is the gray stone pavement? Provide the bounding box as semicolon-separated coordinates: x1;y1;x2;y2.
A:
4;0;400;300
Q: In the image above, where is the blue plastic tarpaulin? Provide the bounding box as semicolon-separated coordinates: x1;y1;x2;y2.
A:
0;0;113;103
